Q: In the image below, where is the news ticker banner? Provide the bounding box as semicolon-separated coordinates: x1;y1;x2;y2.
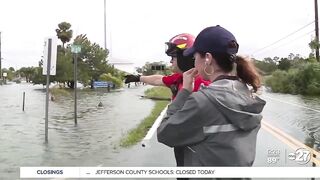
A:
20;167;320;178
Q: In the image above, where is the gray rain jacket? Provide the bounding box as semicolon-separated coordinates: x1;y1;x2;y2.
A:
157;77;266;167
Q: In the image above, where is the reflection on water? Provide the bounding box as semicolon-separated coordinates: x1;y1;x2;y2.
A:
0;83;154;179
261;88;320;149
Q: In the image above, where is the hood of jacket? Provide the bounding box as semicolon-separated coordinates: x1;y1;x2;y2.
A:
200;78;266;131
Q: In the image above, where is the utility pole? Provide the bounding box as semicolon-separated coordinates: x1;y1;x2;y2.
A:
104;0;107;50
0;31;2;84
315;0;319;62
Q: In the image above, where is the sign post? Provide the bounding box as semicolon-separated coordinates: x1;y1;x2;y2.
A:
43;37;57;143
71;45;81;125
45;39;52;143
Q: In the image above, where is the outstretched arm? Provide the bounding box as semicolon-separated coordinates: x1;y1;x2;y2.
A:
140;75;164;86
124;74;164;86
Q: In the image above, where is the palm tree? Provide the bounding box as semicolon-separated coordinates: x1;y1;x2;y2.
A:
55;22;73;48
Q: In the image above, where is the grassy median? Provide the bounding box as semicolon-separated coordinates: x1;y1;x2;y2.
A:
120;87;171;147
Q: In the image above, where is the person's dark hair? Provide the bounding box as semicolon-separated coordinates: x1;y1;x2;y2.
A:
199;52;261;92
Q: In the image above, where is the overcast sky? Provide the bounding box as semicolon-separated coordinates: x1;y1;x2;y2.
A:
0;0;316;69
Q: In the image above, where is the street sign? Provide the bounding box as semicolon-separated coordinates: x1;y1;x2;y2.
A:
3;72;7;77
93;81;114;88
71;45;81;53
42;37;57;75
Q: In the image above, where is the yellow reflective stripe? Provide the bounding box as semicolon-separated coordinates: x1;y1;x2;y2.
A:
177;43;187;49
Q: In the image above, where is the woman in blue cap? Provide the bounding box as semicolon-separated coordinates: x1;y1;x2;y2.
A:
157;26;266;178
125;33;210;176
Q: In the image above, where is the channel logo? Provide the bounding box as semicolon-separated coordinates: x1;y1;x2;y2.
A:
288;148;311;165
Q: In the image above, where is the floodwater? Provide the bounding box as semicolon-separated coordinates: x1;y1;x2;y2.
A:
0;83;319;179
261;87;320;147
0;83;154;179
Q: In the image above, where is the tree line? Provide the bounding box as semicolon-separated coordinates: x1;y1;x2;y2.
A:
3;23;320;95
254;40;320;95
5;22;126;88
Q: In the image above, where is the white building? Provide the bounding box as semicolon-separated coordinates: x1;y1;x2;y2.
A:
108;57;136;74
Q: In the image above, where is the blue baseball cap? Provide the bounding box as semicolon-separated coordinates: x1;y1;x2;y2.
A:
183;25;239;57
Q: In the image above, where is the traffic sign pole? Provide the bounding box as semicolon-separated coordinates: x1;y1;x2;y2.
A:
45;38;52;143
71;45;81;125
74;52;78;125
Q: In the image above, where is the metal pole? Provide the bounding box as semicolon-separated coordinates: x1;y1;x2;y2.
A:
315;0;319;62
104;0;107;50
45;38;52;143
0;31;2;85
74;53;78;125
22;92;25;111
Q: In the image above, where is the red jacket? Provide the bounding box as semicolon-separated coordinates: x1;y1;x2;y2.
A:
162;73;210;100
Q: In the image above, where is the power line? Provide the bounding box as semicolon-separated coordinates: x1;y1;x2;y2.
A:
251;21;315;55
254;30;315;56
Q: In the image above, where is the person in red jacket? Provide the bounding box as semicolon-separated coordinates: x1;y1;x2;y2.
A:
125;33;210;99
124;34;210;175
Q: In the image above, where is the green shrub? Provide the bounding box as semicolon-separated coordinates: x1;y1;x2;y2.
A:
266;63;320;95
265;70;289;93
99;73;123;88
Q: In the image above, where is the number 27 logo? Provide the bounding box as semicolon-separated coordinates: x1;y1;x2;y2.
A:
294;148;311;164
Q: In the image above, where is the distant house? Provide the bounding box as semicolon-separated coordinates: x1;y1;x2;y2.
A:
141;61;169;76
150;62;166;71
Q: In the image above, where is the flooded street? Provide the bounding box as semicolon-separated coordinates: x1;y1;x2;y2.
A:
261;88;320;146
0;83;320;179
0;83;154;179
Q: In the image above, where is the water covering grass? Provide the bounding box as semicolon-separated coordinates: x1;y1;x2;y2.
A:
50;87;71;96
120;87;171;147
144;86;172;99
